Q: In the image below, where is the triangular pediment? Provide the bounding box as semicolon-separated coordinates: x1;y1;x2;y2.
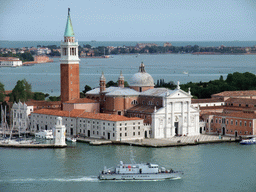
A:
167;89;192;99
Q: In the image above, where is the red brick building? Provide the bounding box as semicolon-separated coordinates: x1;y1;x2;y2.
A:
60;9;80;104
201;96;256;137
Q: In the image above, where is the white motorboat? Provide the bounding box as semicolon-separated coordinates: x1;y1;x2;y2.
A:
98;150;183;180
35;130;54;140
240;137;256;145
66;137;76;142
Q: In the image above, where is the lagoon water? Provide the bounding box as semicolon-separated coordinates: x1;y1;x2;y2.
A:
1;53;256;191
1;54;256;96
1;143;256;192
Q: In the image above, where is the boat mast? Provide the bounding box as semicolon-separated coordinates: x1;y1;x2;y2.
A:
1;105;3;138
4;105;6;138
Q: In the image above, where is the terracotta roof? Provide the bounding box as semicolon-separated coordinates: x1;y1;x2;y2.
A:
127;105;161;113
32;109;142;122
26;100;61;106
225;98;256;105
212;90;256;97
63;98;98;104
192;98;224;104
214;111;256;119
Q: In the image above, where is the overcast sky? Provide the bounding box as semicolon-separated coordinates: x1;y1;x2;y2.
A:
0;0;256;41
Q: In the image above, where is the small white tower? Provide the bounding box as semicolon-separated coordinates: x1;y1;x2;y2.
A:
54;117;66;146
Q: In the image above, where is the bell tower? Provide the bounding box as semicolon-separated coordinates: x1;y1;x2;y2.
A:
118;71;124;88
60;8;80;104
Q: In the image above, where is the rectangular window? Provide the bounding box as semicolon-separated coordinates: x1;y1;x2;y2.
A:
240;121;242;126
226;120;228;125
133;132;135;136
138;132;140;135
120;128;122;131
249;122;252;127
245;121;247;126
120;133;122;137
231;120;233;125
125;133;127;136
235;121;238;126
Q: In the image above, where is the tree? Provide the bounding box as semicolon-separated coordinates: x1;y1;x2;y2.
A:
82;85;92;94
106;81;117;87
48;96;61;101
83;44;92;49
80;85;92;98
33;92;47;100
19;52;34;62
0;82;5;102
10;79;33;102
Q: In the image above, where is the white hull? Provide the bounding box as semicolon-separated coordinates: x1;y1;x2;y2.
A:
99;172;182;180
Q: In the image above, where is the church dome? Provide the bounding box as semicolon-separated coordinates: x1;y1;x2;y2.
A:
130;62;154;87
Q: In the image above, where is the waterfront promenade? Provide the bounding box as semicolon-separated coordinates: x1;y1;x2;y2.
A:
77;134;236;147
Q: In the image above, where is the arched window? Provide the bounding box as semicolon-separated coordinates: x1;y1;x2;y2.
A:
131;100;138;105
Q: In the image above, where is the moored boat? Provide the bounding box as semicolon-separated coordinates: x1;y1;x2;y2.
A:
240;137;256;145
66;137;76;142
35;130;54;140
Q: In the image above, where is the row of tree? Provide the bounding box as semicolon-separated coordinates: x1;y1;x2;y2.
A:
0;52;34;62
0;79;61;103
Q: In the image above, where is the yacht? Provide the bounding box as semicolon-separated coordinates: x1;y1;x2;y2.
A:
240;137;256;145
98;151;183;180
35;130;54;140
66;137;76;142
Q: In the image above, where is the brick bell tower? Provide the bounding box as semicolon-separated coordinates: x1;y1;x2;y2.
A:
60;8;80;105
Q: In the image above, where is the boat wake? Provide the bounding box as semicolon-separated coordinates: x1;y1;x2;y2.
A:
0;176;181;183
0;176;99;183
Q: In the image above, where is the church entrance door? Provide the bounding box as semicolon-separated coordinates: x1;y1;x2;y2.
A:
175;122;179;135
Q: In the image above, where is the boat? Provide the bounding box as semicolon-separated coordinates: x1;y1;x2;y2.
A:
35;130;54;140
66;137;76;142
240;137;256;145
98;150;183;180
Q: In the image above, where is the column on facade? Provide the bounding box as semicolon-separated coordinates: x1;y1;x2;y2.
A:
187;101;190;135
171;101;175;136
181;101;185;135
164;96;168;138
152;112;157;138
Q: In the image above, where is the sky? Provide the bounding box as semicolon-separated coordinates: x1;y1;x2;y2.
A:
0;0;256;41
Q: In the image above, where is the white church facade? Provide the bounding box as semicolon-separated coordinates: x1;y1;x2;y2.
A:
152;87;200;138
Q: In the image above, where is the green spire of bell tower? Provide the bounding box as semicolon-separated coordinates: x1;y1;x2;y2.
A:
64;8;75;37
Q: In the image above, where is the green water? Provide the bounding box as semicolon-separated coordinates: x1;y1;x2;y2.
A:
0;142;255;192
